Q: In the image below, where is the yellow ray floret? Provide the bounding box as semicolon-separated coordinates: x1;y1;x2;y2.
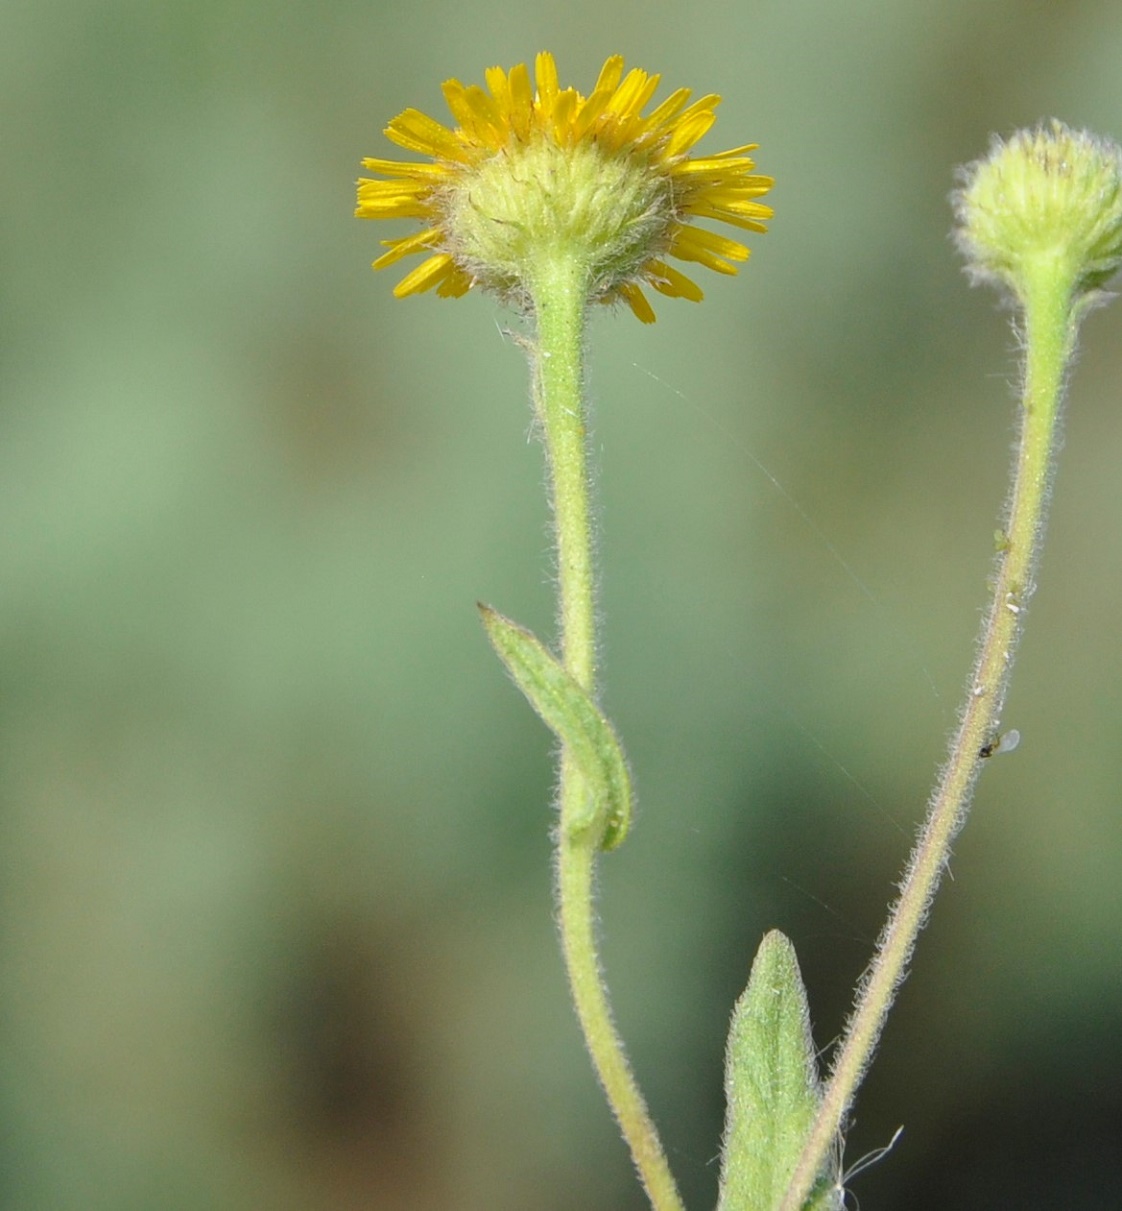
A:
356;52;774;322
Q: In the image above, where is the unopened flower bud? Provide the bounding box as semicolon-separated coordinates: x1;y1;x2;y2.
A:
954;120;1122;304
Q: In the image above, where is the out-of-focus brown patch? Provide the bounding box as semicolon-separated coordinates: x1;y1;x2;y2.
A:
273;917;451;1211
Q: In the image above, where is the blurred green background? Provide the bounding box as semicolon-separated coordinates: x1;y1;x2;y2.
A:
3;1;1122;1208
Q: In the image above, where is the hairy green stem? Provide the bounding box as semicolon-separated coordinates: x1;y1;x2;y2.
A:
529;253;686;1211
779;257;1076;1211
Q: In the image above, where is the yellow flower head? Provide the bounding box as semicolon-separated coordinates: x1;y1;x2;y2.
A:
356;52;774;322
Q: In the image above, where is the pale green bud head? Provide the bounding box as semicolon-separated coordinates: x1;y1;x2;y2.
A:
954;120;1122;302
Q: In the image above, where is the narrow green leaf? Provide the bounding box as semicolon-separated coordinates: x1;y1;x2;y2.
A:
478;604;632;850
717;931;841;1211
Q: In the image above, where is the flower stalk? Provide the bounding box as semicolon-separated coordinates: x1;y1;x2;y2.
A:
530;253;686;1211
780;121;1122;1211
778;262;1070;1211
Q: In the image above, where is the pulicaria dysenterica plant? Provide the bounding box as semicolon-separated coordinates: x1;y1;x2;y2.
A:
357;56;1122;1211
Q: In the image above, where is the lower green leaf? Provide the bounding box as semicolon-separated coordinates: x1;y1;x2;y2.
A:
717;930;842;1211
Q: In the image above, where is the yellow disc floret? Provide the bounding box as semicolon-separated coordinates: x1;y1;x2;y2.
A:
356;53;774;322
